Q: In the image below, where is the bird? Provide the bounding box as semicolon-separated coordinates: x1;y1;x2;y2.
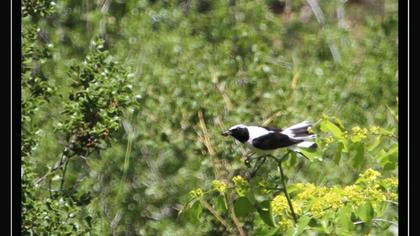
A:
221;120;316;155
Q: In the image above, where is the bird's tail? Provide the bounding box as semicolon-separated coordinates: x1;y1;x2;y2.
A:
282;120;317;149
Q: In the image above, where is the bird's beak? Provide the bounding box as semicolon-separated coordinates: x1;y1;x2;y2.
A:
222;130;231;136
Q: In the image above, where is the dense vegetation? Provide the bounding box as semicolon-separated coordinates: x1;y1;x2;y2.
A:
21;0;398;235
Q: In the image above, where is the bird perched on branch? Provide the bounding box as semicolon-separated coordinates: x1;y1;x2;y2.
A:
221;120;316;154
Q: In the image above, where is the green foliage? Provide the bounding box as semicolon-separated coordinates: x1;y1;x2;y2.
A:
22;0;56;17
22;0;398;235
181;117;398;235
58;39;138;155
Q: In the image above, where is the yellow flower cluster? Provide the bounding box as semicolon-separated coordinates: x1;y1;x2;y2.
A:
278;218;293;231
212;180;227;194
272;194;302;216
189;188;203;199
351;126;369;141
232;175;249;196
370;126;380;134
270;169;397;220
383;177;398;188
358;168;381;182
342;185;364;204
324;137;334;145
232;175;247;187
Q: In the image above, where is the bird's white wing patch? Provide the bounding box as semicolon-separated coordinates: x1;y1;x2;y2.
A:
284;120;311;130
280;129;294;137
246;126;272;141
296;141;316;148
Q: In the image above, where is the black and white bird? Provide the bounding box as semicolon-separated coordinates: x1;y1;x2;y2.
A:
221;120;316;154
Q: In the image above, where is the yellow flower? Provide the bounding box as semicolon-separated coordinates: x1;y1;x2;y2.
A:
189;188;203;199
307;127;314;134
383;177;398;188
272;194;302;215
232;175;248;195
232;175;247;187
324;137;334;145
296;183;317;200
364;187;386;202
359;168;381;182
342;185;364;204
278;218;293;232
370;126;380;133
323;190;343;211
309;201;325;218
352;126;361;133
387;192;398;202
212;180;227;194
272;195;289;214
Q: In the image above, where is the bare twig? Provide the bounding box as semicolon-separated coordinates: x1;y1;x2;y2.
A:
226;192;247;236
200;199;232;232
353;218;398;226
197;111;226;179
276;153;298;224
306;0;342;64
60;157;70;191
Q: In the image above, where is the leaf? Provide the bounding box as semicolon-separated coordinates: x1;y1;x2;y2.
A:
378;143;398;170
356;202;374;222
295;215;311;235
288;151;298;166
257;200;275;227
320;119;344;139
352;143;365;169
234;197;254;217
214;195;227;213
368;136;381;152
320;119;348;152
335;205;353;235
373;201;387;216
180;200;202;224
299;148;322;161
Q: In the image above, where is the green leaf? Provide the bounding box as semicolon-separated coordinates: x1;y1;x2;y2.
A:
356;202;374;222
335;205;353;236
234;197;254;217
320;119;349;152
373;201;387;216
378;143;398;170
214;195;227;213
295;215;311;235
299;148;322;161
320;119;344;139
352;143;365;169
257;200;275;227
181;200;202;224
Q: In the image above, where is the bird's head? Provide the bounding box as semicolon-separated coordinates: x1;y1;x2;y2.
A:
222;124;249;143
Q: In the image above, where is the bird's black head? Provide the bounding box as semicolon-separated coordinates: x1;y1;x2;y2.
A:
222;124;249;143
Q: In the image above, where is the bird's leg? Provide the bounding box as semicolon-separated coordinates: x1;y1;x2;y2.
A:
249;156;267;178
244;152;256;168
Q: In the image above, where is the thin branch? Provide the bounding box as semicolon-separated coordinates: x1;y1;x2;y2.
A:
200;199;232;232
226;192;247;236
60;157;70;192
197;111;225;179
353;218;398;226
34;154;70;185
306;0;342;64
249;156;266;179
276;153;298;224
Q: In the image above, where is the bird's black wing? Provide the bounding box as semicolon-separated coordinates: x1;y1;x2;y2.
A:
262;126;283;132
252;132;301;150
